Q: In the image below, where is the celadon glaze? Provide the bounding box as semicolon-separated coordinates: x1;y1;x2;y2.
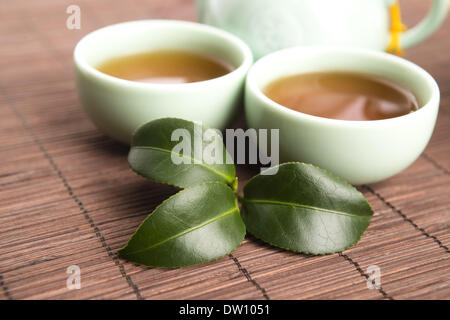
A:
74;20;253;144
197;0;449;59
245;47;440;184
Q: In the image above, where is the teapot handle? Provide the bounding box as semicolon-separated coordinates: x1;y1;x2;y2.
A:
402;0;449;49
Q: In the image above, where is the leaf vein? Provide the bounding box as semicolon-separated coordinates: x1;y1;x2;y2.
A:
244;199;370;218
123;206;239;255
133;146;234;183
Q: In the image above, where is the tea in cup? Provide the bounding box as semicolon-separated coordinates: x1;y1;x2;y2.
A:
96;50;235;84
74;20;253;144
263;71;419;121
245;46;440;184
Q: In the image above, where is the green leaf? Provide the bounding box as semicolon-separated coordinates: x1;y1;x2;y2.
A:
128;118;236;188
118;183;245;268
242;163;373;255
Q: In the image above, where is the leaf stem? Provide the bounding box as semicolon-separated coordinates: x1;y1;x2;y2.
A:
231;177;238;193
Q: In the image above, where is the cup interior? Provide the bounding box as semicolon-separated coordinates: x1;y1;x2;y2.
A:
247;46;439;121
74;20;252;83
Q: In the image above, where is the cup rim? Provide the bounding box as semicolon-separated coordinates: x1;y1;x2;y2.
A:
74;19;253;90
246;46;440;126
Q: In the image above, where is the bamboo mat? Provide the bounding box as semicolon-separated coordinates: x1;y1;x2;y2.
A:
0;0;449;300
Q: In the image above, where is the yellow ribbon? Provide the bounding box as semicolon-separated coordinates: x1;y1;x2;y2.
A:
387;1;408;55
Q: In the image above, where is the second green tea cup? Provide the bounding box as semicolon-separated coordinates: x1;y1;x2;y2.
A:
245;46;440;184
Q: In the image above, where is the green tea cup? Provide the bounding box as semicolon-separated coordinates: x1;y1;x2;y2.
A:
74;20;253;144
245;46;440;184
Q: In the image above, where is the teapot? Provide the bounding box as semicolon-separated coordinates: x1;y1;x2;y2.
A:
197;0;448;58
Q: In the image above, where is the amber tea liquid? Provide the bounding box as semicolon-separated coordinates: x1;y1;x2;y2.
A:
96;50;234;84
263;72;419;121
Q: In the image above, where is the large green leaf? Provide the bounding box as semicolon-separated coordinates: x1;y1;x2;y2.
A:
118;183;245;267
242;163;373;255
128;118;236;188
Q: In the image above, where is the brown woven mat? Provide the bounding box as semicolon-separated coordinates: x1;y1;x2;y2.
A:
0;0;449;300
